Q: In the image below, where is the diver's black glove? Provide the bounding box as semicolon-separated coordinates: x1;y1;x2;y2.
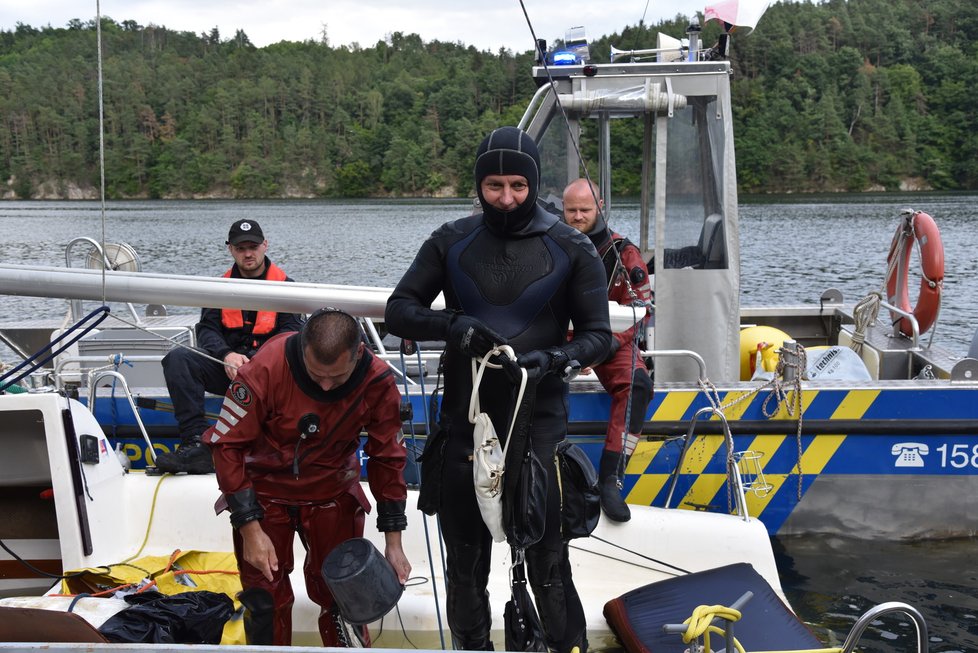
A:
513;347;580;381
448;314;506;358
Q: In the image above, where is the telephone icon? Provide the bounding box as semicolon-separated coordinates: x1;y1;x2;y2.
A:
891;442;928;468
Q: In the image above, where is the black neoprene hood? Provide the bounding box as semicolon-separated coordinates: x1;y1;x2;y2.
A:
474;126;541;234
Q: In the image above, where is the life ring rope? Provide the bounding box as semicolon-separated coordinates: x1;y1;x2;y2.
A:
884;210;944;338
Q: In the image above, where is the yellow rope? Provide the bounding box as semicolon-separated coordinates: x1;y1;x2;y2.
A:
677;604;845;653
121;472;169;563
681;604;744;650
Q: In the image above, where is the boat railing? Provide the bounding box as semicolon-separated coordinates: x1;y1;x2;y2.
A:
879;298;926;351
376;351;441;386
86;369;157;465
641;348;708;380
663;406;750;521
517;83;556;133
52;354;173;390
48;323;195;389
376;339;708;394
377;344;707;389
840;602;929;653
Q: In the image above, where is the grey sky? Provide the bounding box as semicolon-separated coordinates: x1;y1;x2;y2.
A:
1;1;699;52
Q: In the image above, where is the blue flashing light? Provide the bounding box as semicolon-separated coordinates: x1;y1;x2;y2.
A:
552;50;578;65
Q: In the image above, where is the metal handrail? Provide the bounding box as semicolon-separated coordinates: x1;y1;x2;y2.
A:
65;237;113;272
53;355;169;390
879;299;936;379
87;369;157;465
663;405;750;521
841;601;928;653
879;298;922;349
517;83;554;131
641;348;708;380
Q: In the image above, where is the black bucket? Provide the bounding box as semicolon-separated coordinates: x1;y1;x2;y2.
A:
322;537;403;625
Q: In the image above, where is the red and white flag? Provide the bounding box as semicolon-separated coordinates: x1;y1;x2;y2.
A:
704;0;771;32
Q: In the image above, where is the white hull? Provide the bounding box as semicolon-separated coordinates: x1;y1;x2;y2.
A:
0;392;783;646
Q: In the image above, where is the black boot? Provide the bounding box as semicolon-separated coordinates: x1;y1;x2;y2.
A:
451;634;494;650
154;435;214;474
598;449;630;522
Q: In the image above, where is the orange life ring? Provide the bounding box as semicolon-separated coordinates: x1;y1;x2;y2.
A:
885;211;944;337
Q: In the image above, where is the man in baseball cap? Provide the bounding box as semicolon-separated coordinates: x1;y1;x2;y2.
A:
157;219;303;474
227;219;266;246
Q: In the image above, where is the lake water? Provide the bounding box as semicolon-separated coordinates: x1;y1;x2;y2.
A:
3;192;977;351
1;194;977;651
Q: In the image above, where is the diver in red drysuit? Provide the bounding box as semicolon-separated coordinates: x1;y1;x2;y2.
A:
563;178;653;523
206;309;410;646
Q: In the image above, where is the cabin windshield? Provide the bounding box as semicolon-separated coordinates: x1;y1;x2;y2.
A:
662;96;728;270
524;61;741;382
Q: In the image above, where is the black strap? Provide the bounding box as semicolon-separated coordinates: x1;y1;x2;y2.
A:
501;374;538;521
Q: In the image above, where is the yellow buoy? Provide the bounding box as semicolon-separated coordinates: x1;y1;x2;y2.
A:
739;325;791;380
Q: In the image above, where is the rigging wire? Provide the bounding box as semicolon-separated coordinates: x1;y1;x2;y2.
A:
631;1;653;52
0;538;104;581
577;534;690;575
517;0;638;305
396;342;448;650
96;0;108;306
518;1;650;481
640;0;651;25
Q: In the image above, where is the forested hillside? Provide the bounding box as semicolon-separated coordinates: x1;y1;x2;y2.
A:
1;0;976;199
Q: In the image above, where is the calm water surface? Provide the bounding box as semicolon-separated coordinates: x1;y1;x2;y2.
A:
3;193;977;349
1;194;977;651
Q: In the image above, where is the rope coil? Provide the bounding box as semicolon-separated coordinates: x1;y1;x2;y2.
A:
674;601;846;653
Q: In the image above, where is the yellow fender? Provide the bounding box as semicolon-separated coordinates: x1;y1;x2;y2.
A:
739;325;791;380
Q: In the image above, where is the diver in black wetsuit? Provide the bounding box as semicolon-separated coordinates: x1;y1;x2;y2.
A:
385;126;611;652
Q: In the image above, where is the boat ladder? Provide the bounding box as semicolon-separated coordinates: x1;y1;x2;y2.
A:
663;591;929;653
663;405;771;520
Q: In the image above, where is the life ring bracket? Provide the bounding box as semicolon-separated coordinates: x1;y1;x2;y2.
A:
884;209;944;339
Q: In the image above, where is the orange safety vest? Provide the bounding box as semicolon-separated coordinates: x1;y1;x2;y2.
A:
221;263;288;336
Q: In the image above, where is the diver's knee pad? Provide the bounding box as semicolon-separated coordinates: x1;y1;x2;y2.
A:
525;547;568;646
627;368;653;434
238;587;276;645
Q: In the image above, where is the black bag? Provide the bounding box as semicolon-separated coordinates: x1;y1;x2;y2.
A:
503;447;547;551
555;440;601;539
416;422;448;516
99;590;233;644
504;557;548;652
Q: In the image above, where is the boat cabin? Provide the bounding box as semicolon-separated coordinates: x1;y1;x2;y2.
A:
519;52;741;382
